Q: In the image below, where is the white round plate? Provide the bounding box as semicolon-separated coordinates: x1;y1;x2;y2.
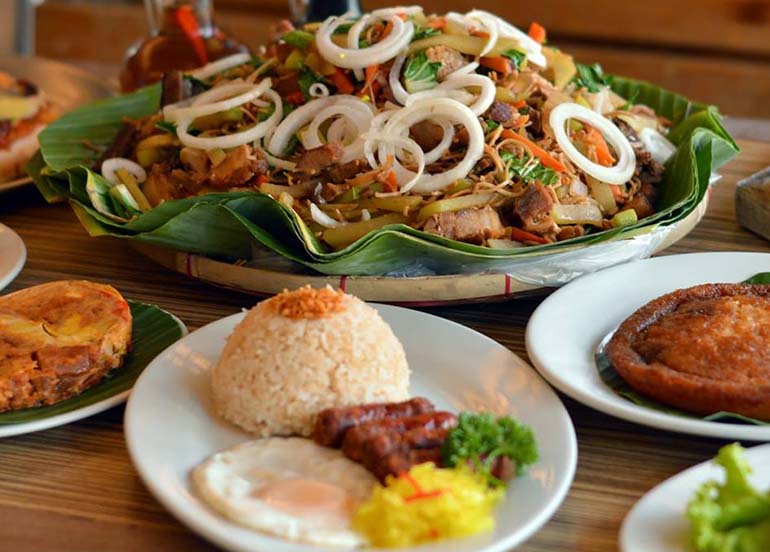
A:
0;223;26;291
620;443;770;552
0;310;186;438
526;251;770;441
125;304;577;552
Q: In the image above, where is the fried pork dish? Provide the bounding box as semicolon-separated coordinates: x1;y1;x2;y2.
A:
0;281;132;413
98;7;676;250
606;283;770;420
0;71;58;181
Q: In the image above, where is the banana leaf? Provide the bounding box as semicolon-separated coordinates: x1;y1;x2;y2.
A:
30;75;738;275
0;300;184;424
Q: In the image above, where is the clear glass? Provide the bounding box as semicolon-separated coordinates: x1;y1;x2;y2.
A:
120;0;249;92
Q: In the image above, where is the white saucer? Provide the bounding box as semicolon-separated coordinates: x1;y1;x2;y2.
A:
526;252;770;441
620;443;770;552
0;223;26;291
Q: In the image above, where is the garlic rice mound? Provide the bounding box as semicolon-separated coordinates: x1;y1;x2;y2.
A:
211;286;410;436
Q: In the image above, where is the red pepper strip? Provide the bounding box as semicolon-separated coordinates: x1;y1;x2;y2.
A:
256;174;270;185
479;56;512;75
528;22;546;44
174;5;208;66
331;68;355;94
500;129;567;172
400;471;423;493
285;91;305;105
512;100;527;109
510;227;549;244
404;489;447;502
385;170;399;192
583;124;615;167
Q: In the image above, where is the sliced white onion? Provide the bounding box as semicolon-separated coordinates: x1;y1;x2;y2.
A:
361;208;371;221
302;102;374;163
420;118;455;165
189;53;252;81
371;5;423;17
467;10;547;68
101;158;147;185
164;79;272;123
256;139;297;171
407;73;495;116
316;12;414;70
388;54;410;105
368;98;484;193
327;117;353;144
268;95;369;156
465;10;499;58
549;102;636;185
176;89;282;150
374;135;426;193
308;82;330;98
639;127;677;164
310;203;342;228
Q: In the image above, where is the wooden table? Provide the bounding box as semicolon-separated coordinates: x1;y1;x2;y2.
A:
1;139;770;551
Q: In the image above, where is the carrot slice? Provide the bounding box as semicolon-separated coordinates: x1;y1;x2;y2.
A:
426;17;446;30
510;227;549;244
583;125;615;166
528;22;546;44
330;68;355;94
500;129;566;172
479;56;513;75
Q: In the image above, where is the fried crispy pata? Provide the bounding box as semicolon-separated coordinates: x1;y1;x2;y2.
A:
606;283;770;420
0;280;132;412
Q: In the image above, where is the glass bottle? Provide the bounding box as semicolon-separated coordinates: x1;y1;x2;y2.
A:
289;0;361;25
120;0;250;93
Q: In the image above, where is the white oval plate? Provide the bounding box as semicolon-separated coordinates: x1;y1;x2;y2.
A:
0;223;26;291
526;251;770;441
125;304;577;552
620;443;770;551
0;309;186;438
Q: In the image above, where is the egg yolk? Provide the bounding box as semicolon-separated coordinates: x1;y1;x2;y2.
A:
255;478;357;522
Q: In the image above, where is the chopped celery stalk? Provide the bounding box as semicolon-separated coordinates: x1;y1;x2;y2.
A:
136;133;179;151
259;182;311;198
417;193;494;221
115;168;151;211
335;186;360;203
284;48;305;70
611;209;638;227
109;183;141;212
551;203;603;225
136;148;161;168
358;195;423;213
191;107;244;130
575;95;592;109
207;148;227;167
487;238;525;249
543;47;577;90
445;179;474;195
494;86;516;103
304;52;337;76
587;177;618;215
278;192;294;209
281;30;314;49
408;34;526;57
323;213;406;249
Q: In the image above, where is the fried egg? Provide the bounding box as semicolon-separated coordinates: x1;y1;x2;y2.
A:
192;437;376;547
